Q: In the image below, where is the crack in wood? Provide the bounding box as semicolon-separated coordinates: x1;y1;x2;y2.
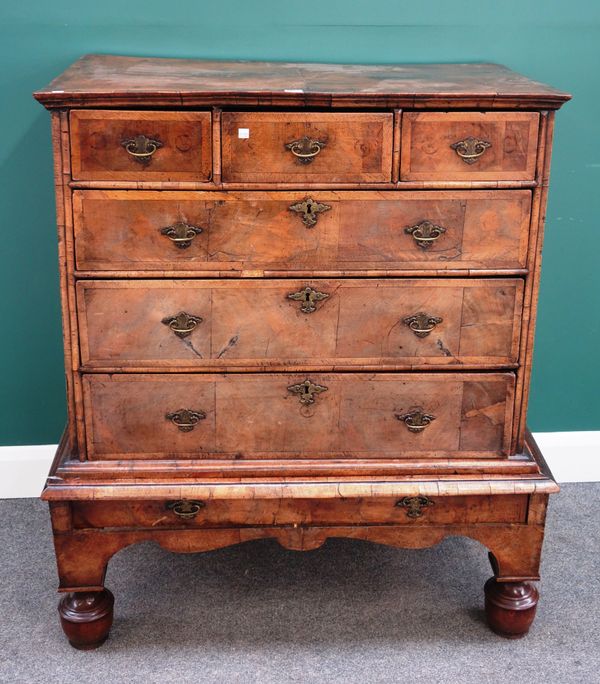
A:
436;338;454;358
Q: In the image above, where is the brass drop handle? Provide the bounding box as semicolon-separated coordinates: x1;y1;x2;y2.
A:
166;500;205;519
285;136;326;164
450;136;491;164
162;312;203;339
403;312;443;338
166;408;206;432
396;496;434;519
160;222;203;249
121;134;163;165
405;220;446;249
396;408;436;433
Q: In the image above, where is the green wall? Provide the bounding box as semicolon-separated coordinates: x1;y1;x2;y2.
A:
1;1;598;445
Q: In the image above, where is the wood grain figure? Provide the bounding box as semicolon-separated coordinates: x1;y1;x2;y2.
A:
35;56;570;646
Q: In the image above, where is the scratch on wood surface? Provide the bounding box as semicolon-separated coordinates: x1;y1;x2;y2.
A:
182;338;203;358
217;334;239;358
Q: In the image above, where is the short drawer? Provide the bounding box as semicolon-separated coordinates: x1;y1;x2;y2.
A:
77;278;524;370
400;112;539;181
73;190;531;273
82;372;515;460
221;112;393;183
70;110;212;181
72;494;528;530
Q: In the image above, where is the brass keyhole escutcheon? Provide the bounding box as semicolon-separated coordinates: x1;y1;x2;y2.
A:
287;379;328;406
450;136;492;164
287;286;330;313
166;500;205;519
396;496;434;519
288;197;331;227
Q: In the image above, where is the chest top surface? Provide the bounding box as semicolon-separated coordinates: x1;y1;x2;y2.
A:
34;54;570;110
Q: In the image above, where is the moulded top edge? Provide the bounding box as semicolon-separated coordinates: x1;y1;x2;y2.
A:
33;54;571;110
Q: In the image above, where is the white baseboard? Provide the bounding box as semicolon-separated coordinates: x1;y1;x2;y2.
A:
532;431;600;483
0;444;57;499
0;432;598;499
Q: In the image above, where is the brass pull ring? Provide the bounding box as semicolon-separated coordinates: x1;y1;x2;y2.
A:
124;143;158;158
450;136;491;165
160;222;203;249
403;312;443;338
395;408;436;433
170;325;197;336
121;135;163;165
166;500;205;519
162;312;203;339
405;220;446;250
285;136;326;165
166;408;206;432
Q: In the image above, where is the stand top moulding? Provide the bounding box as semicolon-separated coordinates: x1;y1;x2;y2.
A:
34;54;570;110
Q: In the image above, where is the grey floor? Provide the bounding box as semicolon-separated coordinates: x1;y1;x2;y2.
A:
1;484;599;683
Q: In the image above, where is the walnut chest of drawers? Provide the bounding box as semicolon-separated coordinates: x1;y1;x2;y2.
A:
35;55;570;647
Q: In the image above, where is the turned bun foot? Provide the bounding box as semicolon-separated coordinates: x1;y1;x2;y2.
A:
484;577;539;638
58;589;114;649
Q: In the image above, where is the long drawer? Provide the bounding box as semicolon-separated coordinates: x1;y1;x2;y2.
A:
77;278;523;370
73;190;531;273
72;495;528;530
82;372;515;460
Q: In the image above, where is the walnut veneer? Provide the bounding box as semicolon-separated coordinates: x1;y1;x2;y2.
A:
35;55;570;647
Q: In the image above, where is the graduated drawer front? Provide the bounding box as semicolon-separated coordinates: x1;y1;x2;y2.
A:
70;110;212;181
77;279;524;369
73;190;531;273
401;112;539;181
72;495;528;530
82;372;515;460
221;112;393;183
